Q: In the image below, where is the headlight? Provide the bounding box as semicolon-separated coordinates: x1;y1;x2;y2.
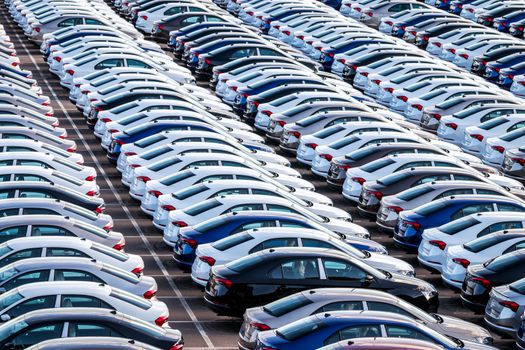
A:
418;286;437;300
474;336;493;345
399;270;415;277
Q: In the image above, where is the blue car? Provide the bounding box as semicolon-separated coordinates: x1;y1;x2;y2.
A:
394;195;525;250
255;311;492;350
494;10;525;33
107;120;217;161
173;211;387;269
484;53;525;81
498;60;525;89
448;0;477;14
320;39;392;71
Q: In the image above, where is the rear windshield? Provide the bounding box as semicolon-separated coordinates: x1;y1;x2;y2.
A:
184;199;221;216
404;81;431;92
329;135;359;150
510;278;525;294
360;158;395;173
263;293;313;317
172;184;207;200
226;254;263;272
440;216;481;235
194;216;228;233
501;128;525;142
377;172;409;186
276;318;326;341
454;106;483;120
212;232;254;251
479;118;508;130
296;115;325;127
159;170;193;186
464;234;517;253
313;125;344;139
397;185;433;201
346;146;375;161
415;201;448;216
484;252;523;272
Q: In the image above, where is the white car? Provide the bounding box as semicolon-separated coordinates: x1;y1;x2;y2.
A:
453;40;520;70
129;153;302;199
121;141;288;185
0;139;83;164
483;128;525;168
0;152;95;180
163;194;369;245
0;115;64;138
141;166;316;216
510;75;525;97
0;236;142;274
0;126;77;152
437;104;525;145
0;198;112;229
418;212;525;274
0;281;168;325
0;257;157;298
426;29;494;57
153;180;344;226
441;230;525;289
192;227;414;286
461;115;525;155
310;131;423;177
116;130;273;173
437;34;502;62
136;3;211;32
296;122;406;166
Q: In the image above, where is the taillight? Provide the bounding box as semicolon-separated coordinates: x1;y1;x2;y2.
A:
447;48;456;54
445;123;457;130
137;176;151;183
103;224;113;231
113;242;125;251
95;206;105;214
387;205;403;214
459;53;469;59
124;151;137;156
100;118;111;123
429;240;446;250
397;95;408;102
290;131;301;139
371;79;381;85
261;110;272;116
384;87;394;93
199;256;216;266
337;58;346;64
155;315;169;326
131;266;143;275
169;344;183;350
499;300;519;312
471;277;490;288
54;56;61;62
149;190;162;197
352;177;366;185
215;277;233;289
282;30;290;35
433;42;442;47
470;134;483;141
406;221;421;230
319;154;333;161
511;157;525;166
452;258;470;268
430;113;442;120
305;143;318;149
173;221;189;228
141;15;148;20
161;204;176;211
412;104;423;111
85;175;95;181
360;71;369;77
492;145;505;153
143;289;157;299
384;20;393;26
277;120;286;127
250;322;271;331
35;27;40;32
130;164;141;169
66;69;74;75
181;237;196;248
367;190;383;200
86;190;98;196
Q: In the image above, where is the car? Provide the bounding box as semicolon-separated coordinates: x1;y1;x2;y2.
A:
192;227;414;286
0;281;168;324
360;1;432;27
395;195;525;250
377;181;518;232
442;230;525;291
453;39;521;70
0;127;77;152
502;146;525;180
482;128;525;167
0;181;105;213
509;17;525;37
476;5;525;27
470;46;525;76
136;3;214;32
0;138;83;164
205;247;438;316
485;277;525;336
0;308;183;349
240;288;492;350
317;338;451;350
0;115;63;137
26;337;163;350
461;249;525;311
151;12;231;40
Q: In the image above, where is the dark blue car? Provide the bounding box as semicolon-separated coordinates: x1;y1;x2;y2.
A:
320;39;392;71
107;121;217;161
498;60;525;89
256;311;472;350
173;211;387;269
484;53;525;81
494;10;525;33
448;0;477;14
394;195;525;250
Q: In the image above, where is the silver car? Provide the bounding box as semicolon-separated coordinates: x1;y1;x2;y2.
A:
485;278;525;336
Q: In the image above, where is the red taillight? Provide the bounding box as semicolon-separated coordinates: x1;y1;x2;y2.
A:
215;277;233;289
499;300;519;312
371;79;381;85
429;240;446;250
385;21;393;26
86;190;98;196
398;95;408;102
447;48;456;54
337;58;346;64
231;86;238;92
93;106;103;112
261;110;272;116
364;11;373;17
305;143;318;149
199;256;216;266
250;322;271;331
492;145;505;153
471;277;490;288
131;266;143;275
452;257;470;268
113;242;125;251
54;56;61;62
297;35;304;39
277;120;286;127
508;73;515;80
35;27;40;32
327;52;334;58
422;35;429;42
319;154;333;161
430;113;442;121
66;69;74;75
459;53;469;59
141;15;148;20
470;134;483;141
143;289;157;299
181;236;196;247
412;104;423;111
290;131;301;139
155;315;169;326
85;175;95;181
511;157;525;166
433;42;442;47
384;87;394;93
368;190;383;200
169;344;183;350
161;204;176;211
103;224;113;231
124;151;137;156
137;176;151;183
59;135;66;140
282;30;290;35
173;221;188;228
360;71;369;77
445;122;457;130
406;221;421;230
352;177;366;185
95;206;105;214
158;24;165;30
130;164;141;169
387;205;403;214
149;190;162;198
204;58;212;65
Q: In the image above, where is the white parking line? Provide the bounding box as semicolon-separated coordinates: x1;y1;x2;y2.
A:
1;17;215;349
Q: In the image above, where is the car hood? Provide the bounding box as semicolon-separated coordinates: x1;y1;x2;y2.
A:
434;314;493;342
365;252;414;275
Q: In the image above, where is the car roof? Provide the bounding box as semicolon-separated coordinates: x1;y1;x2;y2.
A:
6;236;90;250
10;257;100;271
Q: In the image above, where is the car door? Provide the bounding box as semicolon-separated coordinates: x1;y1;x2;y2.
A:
0;270;51;291
1;295;57;320
0;225;29;243
266;257;321;300
6;322;64;349
0;248;42;266
320;258;371;288
66;322;124;337
323;323;383;346
450;203;495;221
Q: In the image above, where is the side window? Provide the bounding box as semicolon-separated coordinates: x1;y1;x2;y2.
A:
0;160;14;166
451;204;494;221
46;248;89;258
22;208;57;215
206;16;225;23
61;295;112;308
0;226;27;243
14;174;46;182
222;161;247;167
198;175;234;182
503;240;525;254
180;16;204;25
259;48;283;56
302;239;335;249
0;209;19;217
68;323;122;337
31;226;73;237
453;174;478;181
434;189;473;200
10;323;63;348
127;59;152;69
0;175;12;181
252;189;278;196
280;221;308;228
249;238;298;253
57;18;77;27
94;59;125;70
434;161;458;168
7;295;57;318
324;325;382;346
269;258;319;280
18;190;51;198
18;160;49;168
54;270;103;283
476;189;502;195
266;204;300;214
414;174;451;185
231;220;277;234
85;19;103;25
497;203;525;212
385;325;434;342
223;204;264;214
2;270;50;290
0;190;15;199
228;48;256;59
367;302;413;318
0;248;42;266
509;121;525;131
314;301;363;314
396;161;432;171
212;188;250;197
164;6;183;15
478;221;523;237
326;117;358;127
5;147;33;152
323;259;367;281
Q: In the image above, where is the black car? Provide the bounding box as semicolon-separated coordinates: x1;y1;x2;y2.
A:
151;12;228;41
204;247;439;316
195;43;291;80
461;249;525;311
327;143;446;189
476;5;525;27
0;181;105;213
471;46;525;76
414;22;482;49
0;308;183;349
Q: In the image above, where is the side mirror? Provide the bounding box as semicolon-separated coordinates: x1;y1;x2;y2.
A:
0;288;6;295
364;275;374;284
4;343;14;350
0;314;10;322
